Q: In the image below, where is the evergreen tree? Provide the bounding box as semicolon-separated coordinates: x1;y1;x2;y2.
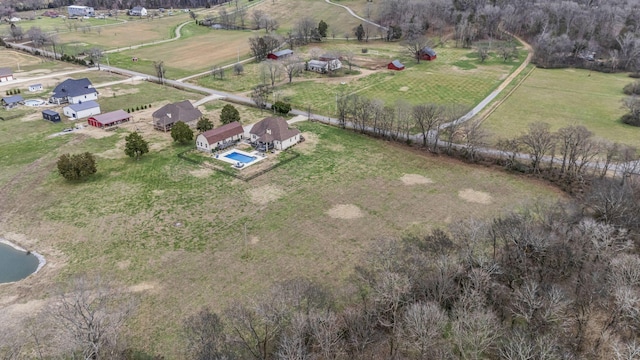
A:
171;121;194;144
355;24;365;41
220;104;240;125
196;116;214;132
318;20;328;38
124;132;149;160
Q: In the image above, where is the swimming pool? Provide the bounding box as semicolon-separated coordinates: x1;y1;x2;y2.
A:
224;151;257;164
24;99;45;107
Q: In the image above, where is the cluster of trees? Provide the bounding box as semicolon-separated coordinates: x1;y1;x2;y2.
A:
57;152;97;180
5;88;21;95
175;178;640;360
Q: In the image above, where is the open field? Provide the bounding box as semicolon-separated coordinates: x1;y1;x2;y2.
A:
1;15;121;34
56;14;190;53
0;105;564;356
105;25;254;78
481;68;639;147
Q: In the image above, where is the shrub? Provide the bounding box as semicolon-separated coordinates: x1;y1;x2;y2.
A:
621;113;640;127
272;101;292;115
57;152;97;180
361;48;368;53
623;80;640;95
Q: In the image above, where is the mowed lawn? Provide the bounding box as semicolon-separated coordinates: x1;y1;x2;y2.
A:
0;113;563;356
483;68;639;147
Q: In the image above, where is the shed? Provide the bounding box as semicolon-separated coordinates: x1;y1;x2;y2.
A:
196;122;244;152
267;49;293;60
63;100;101;119
2;95;23;109
42;109;61;123
420;46;437;61
88;110;131;129
29;84;43;92
387;60;405;70
0;68;14;82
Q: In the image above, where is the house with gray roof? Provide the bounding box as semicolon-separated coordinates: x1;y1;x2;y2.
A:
2;95;23;109
250;117;300;151
50;78;98;105
152;100;202;132
0;68;14;82
63;100;101;119
129;6;147;16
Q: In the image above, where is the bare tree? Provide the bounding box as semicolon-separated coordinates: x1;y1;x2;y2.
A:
295;17;316;45
412;103;442;148
251;84;270;113
520;122;556;174
341;307;377;359
400;302;447;358
460;118;489;162
154;60;166;85
51;276;135;360
27;26;49;48
496;137;522;170
308;310;343;359
251;9;265;30
281;55;303;83
183;307;229;360
233;62;244;76
88;47;104;69
261;60;281;87
9;24;24;41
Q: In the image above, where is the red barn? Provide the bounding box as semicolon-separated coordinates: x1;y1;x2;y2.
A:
88;110;131;129
267;49;293;60
387;60;405;70
420;46;437;61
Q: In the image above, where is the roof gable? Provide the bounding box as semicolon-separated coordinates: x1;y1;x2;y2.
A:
391;60;404;68
153;100;202;125
0;68;13;77
53;78;96;98
66;100;100;111
201;122;244;145
272;49;293;57
89;110;130;125
421;47;436;56
250;117;300;142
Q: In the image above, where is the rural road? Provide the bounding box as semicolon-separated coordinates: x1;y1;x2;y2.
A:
104;20;192;54
324;0;388;31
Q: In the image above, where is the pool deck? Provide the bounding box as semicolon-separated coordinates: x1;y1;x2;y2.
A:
214;148;266;169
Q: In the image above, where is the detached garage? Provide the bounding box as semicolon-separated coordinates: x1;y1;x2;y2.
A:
42;109;61;123
63;100;101;120
88;110;131;129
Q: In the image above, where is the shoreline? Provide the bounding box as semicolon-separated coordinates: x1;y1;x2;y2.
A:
0;238;47;275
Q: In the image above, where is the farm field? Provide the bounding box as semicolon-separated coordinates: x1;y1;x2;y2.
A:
3;14;121;33
481;68;639;147
0;109;564;356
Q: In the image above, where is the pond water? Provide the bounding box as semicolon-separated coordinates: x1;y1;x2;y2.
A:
0;242;40;283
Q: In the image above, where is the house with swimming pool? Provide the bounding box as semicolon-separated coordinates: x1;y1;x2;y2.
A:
250;117;301;151
196;121;244;152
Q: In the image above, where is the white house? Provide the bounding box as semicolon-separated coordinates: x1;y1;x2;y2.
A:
0;68;14;82
50;78;98;105
9;17;21;22
68;5;94;17
196;121;244;152
129;6;147;16
28;84;43;92
307;59;342;73
63;100;101;119
250;117;300;151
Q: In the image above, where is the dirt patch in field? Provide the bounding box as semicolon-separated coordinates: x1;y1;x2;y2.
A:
20;112;44;122
296;131;318;154
248;185;285;205
458;188;493;204
326;204;364;219
129;282;159;293
399;86;409;92
400;174;434;185
75;125;119;139
250;236;259;244
189;167;213;178
99;86;141;97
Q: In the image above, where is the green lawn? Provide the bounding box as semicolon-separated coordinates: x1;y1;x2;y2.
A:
482;68;639;147
0;112;564;356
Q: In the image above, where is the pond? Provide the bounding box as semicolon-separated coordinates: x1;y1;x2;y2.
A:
0;241;43;284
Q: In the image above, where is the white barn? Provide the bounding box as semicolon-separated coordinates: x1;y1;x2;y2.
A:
63;101;101;119
68;5;94;17
196;122;244;152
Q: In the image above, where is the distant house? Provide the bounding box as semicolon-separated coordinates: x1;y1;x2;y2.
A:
63;100;101;119
387;60;405;71
88;110;131;129
420;46;437;61
2;95;23;109
68;5;94;17
129;6;147;16
9;17;21;22
306;59;342;73
0;68;14;82
50;78;98;105
196;122;244;152
42;109;61;123
152;100;202;132
267;49;293;60
250;117;300;151
28;84;43;92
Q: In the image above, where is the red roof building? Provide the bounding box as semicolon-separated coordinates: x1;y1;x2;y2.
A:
196;121;244;152
87;110;131;129
387;60;405;70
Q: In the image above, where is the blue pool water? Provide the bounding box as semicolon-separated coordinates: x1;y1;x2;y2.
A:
224;152;256;164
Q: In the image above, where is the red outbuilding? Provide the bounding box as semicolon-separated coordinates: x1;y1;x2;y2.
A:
267;49;293;60
88;110;131;129
420;46;437;61
387;60;405;70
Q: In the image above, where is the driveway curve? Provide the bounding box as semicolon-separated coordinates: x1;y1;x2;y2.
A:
324;0;387;31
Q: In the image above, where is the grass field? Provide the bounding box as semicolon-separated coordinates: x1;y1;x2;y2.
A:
0;106;564;356
481;68;639;147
